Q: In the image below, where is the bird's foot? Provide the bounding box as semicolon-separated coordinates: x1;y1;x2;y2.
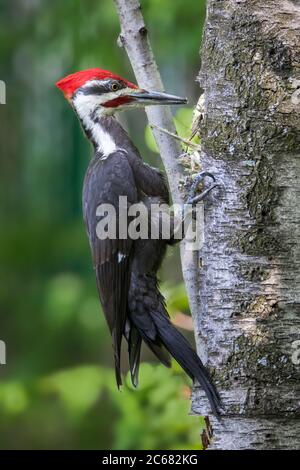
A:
186;171;218;205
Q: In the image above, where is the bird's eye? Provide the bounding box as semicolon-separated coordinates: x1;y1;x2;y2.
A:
110;82;120;92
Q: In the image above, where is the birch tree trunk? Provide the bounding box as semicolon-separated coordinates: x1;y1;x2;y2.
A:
192;0;300;450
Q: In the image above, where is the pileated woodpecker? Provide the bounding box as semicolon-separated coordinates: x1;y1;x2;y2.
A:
56;68;220;414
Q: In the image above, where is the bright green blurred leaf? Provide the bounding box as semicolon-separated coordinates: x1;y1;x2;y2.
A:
145;125;159;154
144;108;198;155
44;274;84;327
39;365;104;416
174;107;194;139
162;282;189;315
0;382;29;415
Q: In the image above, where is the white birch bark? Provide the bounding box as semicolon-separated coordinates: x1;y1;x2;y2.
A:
192;0;300;450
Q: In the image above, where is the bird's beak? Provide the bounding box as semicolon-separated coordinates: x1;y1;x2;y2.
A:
128;89;188;106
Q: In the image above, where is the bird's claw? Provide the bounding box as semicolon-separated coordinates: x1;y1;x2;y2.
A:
186;171;218;205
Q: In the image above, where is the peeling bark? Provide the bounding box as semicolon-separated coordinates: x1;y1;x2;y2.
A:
192;0;300;449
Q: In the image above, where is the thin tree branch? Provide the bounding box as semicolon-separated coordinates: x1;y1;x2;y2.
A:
150;123;201;150
113;0;201;349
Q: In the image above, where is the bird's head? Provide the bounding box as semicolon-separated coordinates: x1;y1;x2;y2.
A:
56;68;187;118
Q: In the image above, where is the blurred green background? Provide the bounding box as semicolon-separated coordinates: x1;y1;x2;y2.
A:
0;0;206;450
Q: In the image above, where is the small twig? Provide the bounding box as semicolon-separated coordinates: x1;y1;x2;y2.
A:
150;123;201;150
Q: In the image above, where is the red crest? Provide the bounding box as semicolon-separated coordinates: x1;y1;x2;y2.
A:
56;68;137;99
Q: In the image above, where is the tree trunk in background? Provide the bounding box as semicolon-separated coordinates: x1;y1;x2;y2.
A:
192;0;300;449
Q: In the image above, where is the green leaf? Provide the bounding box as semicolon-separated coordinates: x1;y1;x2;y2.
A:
39;365;105;416
145;125;159;153
0;382;29;415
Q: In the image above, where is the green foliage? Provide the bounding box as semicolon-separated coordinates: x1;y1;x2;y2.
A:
111;363;203;450
145;107;199;154
40;366;105;417
45;274;85;327
0;364;204;450
163;283;190;316
0;382;29;416
175;108;195;140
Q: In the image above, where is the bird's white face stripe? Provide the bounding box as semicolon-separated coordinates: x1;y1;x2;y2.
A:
78;80;134;106
73;88;133;112
72;79;138;156
72;93;118;156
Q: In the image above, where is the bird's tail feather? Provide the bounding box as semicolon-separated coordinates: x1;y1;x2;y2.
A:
128;272;221;415
127;322;171;388
128;325;142;387
149;310;221;415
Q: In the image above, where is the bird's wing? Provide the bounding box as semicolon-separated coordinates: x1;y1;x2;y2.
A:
82;151;138;386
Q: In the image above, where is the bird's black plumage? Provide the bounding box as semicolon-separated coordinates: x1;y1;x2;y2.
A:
56;68;220;414
83;150;137;386
82;116;221;414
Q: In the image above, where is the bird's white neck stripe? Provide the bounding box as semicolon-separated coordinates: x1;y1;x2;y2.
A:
73;94;117;157
90;120;117;157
